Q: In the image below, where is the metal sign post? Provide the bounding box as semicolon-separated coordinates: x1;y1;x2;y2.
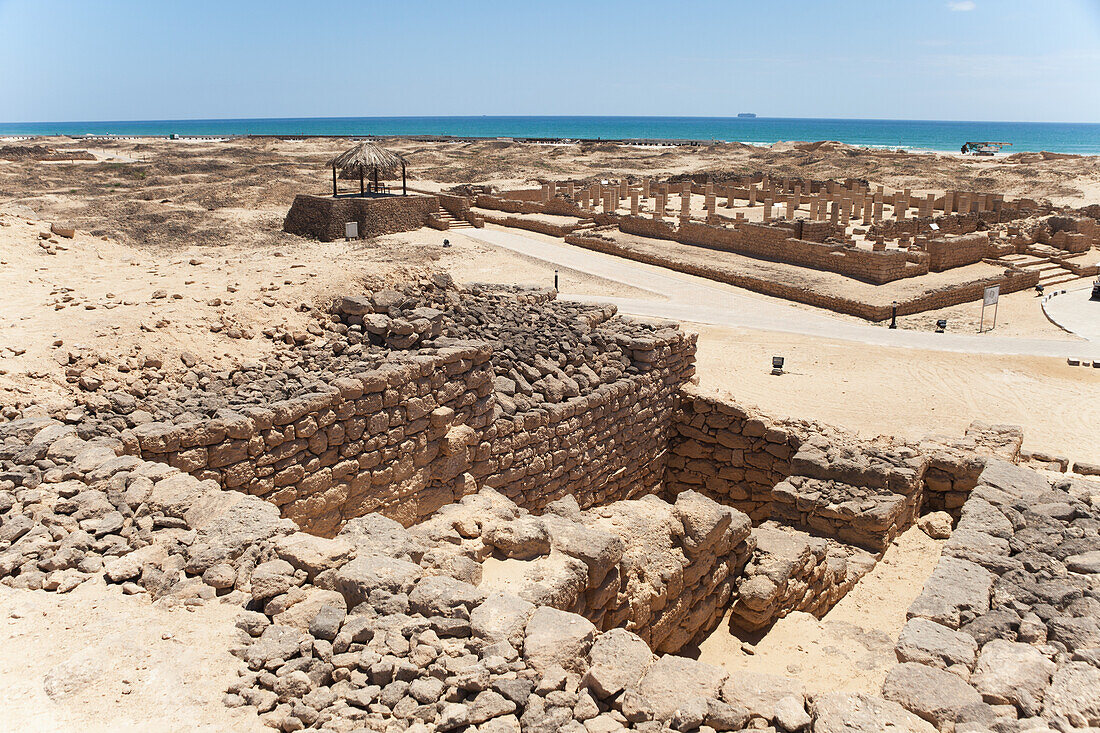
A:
980;285;999;333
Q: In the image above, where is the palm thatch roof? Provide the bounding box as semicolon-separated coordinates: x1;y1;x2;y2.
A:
330;142;405;179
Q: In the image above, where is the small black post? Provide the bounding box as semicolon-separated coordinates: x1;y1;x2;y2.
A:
402;160;407;196
889;301;898;329
554;270;559;290
332;163;338;197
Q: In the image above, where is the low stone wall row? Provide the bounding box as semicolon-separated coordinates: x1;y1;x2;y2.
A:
564;231;1040;321
621;217;924;285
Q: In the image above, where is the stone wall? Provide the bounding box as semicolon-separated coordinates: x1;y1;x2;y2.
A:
126;286;697;537
283;194;438;242
481;328;696;512
729;522;876;631
564;231;1041;321
882;459;1100;732
665;386;799;521
129;344;496;535
413;487;754;654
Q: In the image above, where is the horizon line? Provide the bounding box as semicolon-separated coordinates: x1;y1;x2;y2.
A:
3;114;1100;127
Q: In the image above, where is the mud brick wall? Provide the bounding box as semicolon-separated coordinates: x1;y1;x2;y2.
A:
729;523;876;631
283;194;439;242
128;345;495;536
665;385;799;521
480;330;697;512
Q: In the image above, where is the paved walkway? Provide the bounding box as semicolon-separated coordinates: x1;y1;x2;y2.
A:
1042;285;1100;342
460;227;1100;359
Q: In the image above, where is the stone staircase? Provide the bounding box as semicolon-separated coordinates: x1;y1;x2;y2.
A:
571;217;598;232
435;207;474;229
1002;252;1081;288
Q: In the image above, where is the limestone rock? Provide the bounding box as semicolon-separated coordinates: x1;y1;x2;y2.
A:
522;606;596;674
1066;550;1100;574
811;692;936;733
584;628;654;698
1042;661;1100;729
917;512;953;539
721;671;805;720
323;555;422;608
907;557;993;629
882;662;983;728
971;639;1056;716
626;655;727;723
471;592;535;647
274;534;354;581
895;618;979;670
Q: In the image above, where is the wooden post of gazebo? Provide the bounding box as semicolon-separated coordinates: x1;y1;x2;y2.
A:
402;160;407;196
332;162;338;197
359;165;365;196
373;166;379;195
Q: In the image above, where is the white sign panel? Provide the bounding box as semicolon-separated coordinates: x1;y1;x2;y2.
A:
983;285;1000;306
345;221;358;240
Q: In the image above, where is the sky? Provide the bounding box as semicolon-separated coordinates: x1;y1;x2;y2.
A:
1;0;1099;123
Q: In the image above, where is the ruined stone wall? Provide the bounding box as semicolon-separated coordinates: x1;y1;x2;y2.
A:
283;194;438;242
665;386;799;521
480;329;696;512
127;296;697;538
925;233;999;272
416;487;753;654
564;231;1041;321
128;345;496;535
729;522;876;632
477;212;577;238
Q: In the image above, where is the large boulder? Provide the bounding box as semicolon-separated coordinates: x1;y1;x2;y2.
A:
336;513;422;562
894;618;979;670
907;557;993;629
274;533;354;581
1043;661;1100;729
470;592;535;647
971;639;1056;716
811;692;936;733
624;655;727;723
583;628;654;699
408;575;486;617
882;662;983;729
721;671;805;720
321;555;422;608
522;606;596;674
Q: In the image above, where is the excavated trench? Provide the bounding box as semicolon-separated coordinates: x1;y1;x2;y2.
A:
105;280;1011;657
4;279;1096;732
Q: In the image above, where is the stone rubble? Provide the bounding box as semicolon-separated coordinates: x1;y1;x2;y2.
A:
0;280;1097;732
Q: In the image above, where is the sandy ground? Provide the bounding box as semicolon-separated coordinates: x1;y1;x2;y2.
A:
0;136;1097;728
696;525;944;695
690;323;1100;462
0;581;263;732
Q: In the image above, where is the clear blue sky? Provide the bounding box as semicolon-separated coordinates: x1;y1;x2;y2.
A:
1;0;1098;123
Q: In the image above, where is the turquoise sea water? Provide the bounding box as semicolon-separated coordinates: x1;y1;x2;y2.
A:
2;116;1100;155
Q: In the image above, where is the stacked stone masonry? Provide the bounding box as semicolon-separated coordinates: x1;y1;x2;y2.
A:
2;279;1098;733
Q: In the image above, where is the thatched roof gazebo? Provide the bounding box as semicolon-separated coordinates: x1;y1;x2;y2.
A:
329;141;407;197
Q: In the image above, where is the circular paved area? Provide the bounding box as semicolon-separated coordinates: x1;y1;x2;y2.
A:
1043;285;1100;342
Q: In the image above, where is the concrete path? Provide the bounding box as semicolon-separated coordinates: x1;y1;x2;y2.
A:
1042;285;1100;342
460;226;1100;359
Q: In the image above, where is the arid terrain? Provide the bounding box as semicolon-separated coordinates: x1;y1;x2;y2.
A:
2;136;1099;731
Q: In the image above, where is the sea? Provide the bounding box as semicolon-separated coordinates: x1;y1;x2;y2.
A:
2;116;1100;155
